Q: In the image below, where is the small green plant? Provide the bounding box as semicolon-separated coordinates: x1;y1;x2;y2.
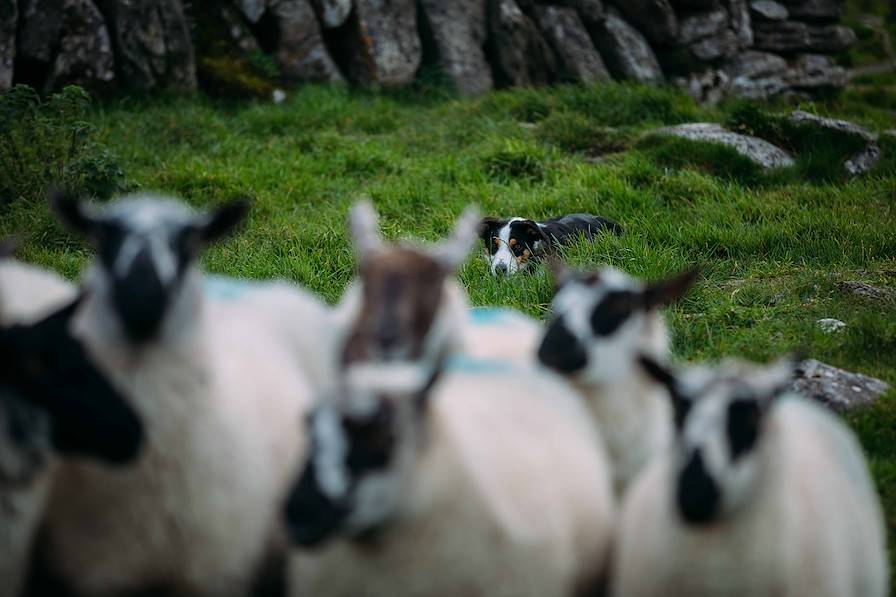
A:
481;139;549;182
537;110;632;155
0;85;123;206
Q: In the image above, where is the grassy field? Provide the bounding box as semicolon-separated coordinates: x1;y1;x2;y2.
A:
1;79;895;587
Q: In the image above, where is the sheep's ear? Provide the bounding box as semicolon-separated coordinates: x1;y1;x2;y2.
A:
349;200;384;260
0;236;19;259
431;205;481;272
197;199;250;245
48;189;98;236
642;268;699;310
763;354;799;400
547;254;571;287
638;355;691;431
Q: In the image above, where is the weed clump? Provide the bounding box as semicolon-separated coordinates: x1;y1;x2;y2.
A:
537;111;631;156
481;140;549;183
725;102;878;182
0;85;123;206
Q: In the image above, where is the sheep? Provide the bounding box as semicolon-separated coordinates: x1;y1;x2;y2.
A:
0;241;144;597
284;357;617;597
536;262;697;495
34;192;330;597
335;201;543;369
611;356;889;597
283;205;615;597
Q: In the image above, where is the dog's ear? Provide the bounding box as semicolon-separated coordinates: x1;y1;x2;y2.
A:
519;220;550;248
478;217;505;241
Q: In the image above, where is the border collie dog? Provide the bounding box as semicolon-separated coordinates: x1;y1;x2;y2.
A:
479;213;622;276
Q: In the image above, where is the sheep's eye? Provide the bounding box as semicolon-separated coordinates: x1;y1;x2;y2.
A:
590;291;635;336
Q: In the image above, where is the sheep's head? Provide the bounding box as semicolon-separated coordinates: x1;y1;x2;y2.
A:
51;192;248;344
538;263;697;385
0;294;144;481
342;201;479;365
284;362;439;548
639;356;795;526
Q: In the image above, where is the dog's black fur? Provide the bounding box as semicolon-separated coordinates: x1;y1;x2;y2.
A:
479;213;622;275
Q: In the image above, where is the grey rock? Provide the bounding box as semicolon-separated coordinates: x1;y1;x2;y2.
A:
724;49;788;77
840;281;896;302
592;9;663;82
678;8;729;45
101;0;196;90
750;0;788;20
270;0;343;83
655;122;795;168
221;4;261;54
420;0;494;95
311;0;352;28
690;27;742;61
844;143;881;175
725;0;753;46
785;53;846;89
487;0;555;87
17;0;64;63
0;0;15;90
46;0;115;92
674;68;731;105
790;110;881;176
672;0;722;7
612;0;678;45
237;0;267;22
533;5;609;83
791;359;889;413
789;109;877;142
542;0;606;27
817;317;846;333
342;0;422;86
753;20;857;53
779;0;841;21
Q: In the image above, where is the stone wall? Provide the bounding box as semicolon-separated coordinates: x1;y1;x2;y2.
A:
0;0;855;101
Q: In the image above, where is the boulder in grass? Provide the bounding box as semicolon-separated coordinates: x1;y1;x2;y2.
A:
420;0;494;96
840;281;896;302
654;122;795;168
791;359;889;413
789;109;881;175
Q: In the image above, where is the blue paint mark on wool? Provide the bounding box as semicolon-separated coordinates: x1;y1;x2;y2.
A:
468;307;517;326
203;275;261;301
444;354;516;375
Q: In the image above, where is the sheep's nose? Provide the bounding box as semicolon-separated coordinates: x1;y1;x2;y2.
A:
378;329;401;352
495;263;509;276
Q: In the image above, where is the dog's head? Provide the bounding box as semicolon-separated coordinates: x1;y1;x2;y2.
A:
479;217;550;277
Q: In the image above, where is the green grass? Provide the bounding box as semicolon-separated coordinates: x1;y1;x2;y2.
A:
2;81;895;588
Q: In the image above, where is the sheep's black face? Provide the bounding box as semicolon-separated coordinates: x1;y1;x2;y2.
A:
286;361;439;549
639;357;794;526
50;192;249;344
0;297;144;466
539;267;697;384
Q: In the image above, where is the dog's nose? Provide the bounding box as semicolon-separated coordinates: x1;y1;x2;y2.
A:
495;263;509;276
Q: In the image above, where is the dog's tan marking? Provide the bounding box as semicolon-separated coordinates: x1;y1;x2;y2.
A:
508;238;517;248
